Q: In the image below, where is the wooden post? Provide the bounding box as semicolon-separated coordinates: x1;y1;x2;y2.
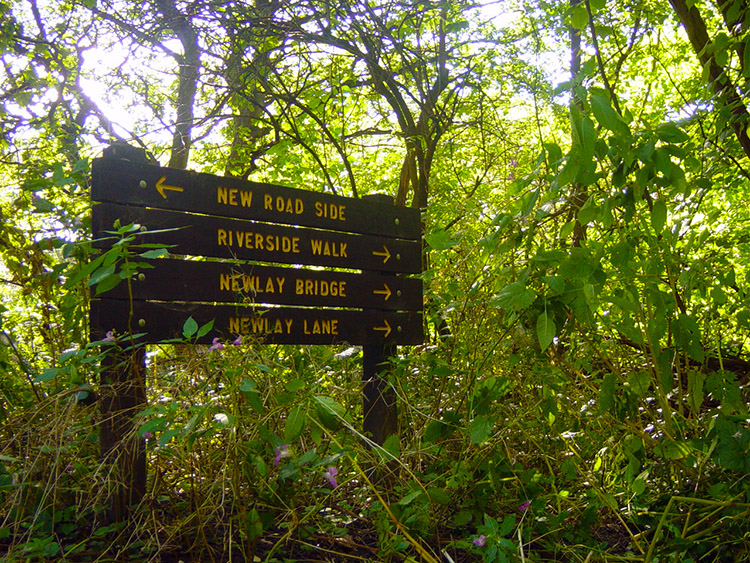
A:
361;194;399;446
362;343;398;445
99;346;147;521
98;143;149;520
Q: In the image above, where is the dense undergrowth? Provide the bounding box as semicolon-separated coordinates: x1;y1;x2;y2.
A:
2;1;750;559
2;190;750;561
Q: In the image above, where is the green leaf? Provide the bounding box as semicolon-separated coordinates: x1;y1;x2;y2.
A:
425;229;458;251
687;370;705;414
240;379;264;414
651;199;667;233
571;5;588;29
468;415;493;444
656;123;689;144
285;378;305;392
655;439;690;460
182;317;198;338
590;93;630;138
536;311;555;351
196;320;214;338
88;264;115;286
599;373;616;413
139;248;168;259
498;513;516;536
673;314;704;362
94;274;122;295
490;281;537;311
35;368;59;382
284;405;306;443
426;488;451;504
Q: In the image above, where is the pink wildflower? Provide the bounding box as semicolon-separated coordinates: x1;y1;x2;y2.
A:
274;444;290;466
518;500;531;512
142;432;152;439
473;535;487;547
104;330;115;342
233;334;243;346
324;466;338;488
208;337;224;352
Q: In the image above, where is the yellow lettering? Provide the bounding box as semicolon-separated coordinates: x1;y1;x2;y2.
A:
264;194;272;210
331;319;338;334
284;318;293;333
276;277;285;293
315;202;346;221
313;320;321;334
231;275;241;292
229;188;238;206
293;278;346;298
339;243;347;258
230;316;252;334
265;277;275;293
240;190;252;207
250;317;265;333
255;233;264;250
217;186;228;205
273;319;283;333
311;239;322;254
220;273;231;291
218;228;228;246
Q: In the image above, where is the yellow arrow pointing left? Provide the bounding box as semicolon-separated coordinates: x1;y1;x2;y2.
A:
156;176;184;199
373;319;391;338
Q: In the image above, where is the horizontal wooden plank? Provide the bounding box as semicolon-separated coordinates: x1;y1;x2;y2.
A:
92;203;422;273
90;299;423;345
91;158;421;239
102;258;423;311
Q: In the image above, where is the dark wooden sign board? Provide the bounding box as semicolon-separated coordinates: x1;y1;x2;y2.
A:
90;147;423;520
92;202;421;275
103;258;422;312
91;157;420;239
91;299;423;345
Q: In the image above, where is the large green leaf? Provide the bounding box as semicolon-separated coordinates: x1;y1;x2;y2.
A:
284;405;306;443
536;311;556;351
590;93;630;138
490;281;537;311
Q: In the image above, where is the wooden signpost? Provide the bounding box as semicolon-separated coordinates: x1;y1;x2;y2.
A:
90;145;423;517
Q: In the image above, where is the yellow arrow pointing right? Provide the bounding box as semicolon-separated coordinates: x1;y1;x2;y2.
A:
372;245;391;264
373;283;392;301
373;319;392;338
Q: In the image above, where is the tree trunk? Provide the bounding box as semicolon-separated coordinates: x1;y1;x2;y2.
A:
154;0;200;169
669;0;750;160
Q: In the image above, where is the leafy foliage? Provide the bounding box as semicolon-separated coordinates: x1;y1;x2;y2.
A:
2;0;750;561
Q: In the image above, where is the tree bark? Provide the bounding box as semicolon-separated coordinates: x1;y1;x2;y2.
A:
669;0;750;160
154;0;200;170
